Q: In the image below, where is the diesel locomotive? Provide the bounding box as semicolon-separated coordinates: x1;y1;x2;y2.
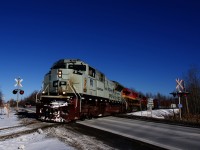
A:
36;59;146;122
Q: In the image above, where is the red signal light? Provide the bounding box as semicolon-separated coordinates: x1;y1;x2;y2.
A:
19;90;24;95
177;93;183;97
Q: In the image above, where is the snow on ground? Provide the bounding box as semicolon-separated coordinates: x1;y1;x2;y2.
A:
46;126;115;150
127;109;179;119
0;130;75;150
0;108;75;150
0;107;21;128
0;126;28;136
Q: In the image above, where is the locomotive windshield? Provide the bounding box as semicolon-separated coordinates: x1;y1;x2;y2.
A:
68;64;86;71
51;59;66;69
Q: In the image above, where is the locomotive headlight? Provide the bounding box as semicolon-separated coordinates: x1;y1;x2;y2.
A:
58;70;62;78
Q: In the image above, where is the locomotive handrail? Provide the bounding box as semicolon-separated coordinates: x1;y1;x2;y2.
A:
35;90;41;103
75;88;82;113
71;85;83;113
67;81;78;109
123;98;128;110
36;84;49;103
67;81;83;113
43;84;49;95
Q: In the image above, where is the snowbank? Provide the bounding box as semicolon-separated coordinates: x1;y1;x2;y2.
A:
0;130;75;150
0;108;20;128
127;109;179;119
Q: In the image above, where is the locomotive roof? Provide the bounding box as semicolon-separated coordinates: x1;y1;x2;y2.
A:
51;58;105;76
56;59;84;63
51;59;85;68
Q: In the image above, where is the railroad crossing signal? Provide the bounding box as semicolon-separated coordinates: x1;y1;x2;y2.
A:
170;78;190;120
173;78;186;120
13;77;24;95
13;77;24;111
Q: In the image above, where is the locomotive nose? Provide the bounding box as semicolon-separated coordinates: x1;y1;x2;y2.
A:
52;80;67;95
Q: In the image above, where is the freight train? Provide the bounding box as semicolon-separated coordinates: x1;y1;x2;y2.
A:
36;59;147;122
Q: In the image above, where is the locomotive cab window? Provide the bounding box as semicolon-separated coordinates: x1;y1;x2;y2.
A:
89;66;95;78
68;64;86;71
99;73;104;82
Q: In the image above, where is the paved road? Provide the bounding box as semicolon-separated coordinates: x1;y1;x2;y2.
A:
77;116;200;150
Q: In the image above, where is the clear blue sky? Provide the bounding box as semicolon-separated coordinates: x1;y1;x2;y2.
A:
0;0;200;101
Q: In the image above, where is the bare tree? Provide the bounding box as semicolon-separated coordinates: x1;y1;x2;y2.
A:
0;90;3;107
8;99;17;107
184;65;200;115
20;90;39;106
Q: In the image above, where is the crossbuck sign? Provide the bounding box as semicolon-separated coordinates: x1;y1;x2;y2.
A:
176;78;184;92
14;77;23;87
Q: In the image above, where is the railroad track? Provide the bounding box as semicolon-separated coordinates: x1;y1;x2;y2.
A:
0;120;119;150
0;120;58;141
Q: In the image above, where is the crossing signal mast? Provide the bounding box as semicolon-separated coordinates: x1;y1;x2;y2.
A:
13;77;24;111
170;78;190;120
